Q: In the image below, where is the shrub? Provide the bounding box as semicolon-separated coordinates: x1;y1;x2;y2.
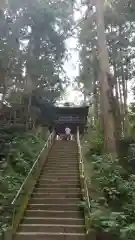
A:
85;130;104;158
0;131;45;212
86;153;135;240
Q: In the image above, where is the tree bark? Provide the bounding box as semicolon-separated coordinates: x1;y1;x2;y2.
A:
113;62;119;101
95;0;116;154
26;94;32;130
121;65;129;136
93;79;99;126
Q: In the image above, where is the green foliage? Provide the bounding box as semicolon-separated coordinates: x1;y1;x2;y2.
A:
0;130;45;209
85;129;104;158
0;0;75;128
0;0;74;109
77;0;135;103
78;200;90;213
87;153;135;240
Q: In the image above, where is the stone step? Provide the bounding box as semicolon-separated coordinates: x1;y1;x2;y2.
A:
40;171;79;176
52;146;77;148
43;165;78;168
44;162;78;166
48;158;78;161
39;176;80;181
38;179;80;184
47;156;77;158
40;172;79;176
48;152;77;155
43;162;78;166
41;169;79;172
32;192;81;198
49;155;77;157
40;173;79;177
47;154;77;156
25;210;84;218
49;152;77;154
29;197;81;204
41;168;79;171
34;187;81;193
53;144;77;147
49;157;78;158
13;140;85;240
49;148;77;151
28;203;80;211
41;169;79;173
44;158;78;161
49;156;77;158
38;181;80;186
15;232;86;240
50;144;77;146
46;155;77;158
53;145;77;147
42;167;79;171
18;224;85;233
35;182;80;188
53;146;77;147
43;165;79;169
22;217;84;225
50;146;77;149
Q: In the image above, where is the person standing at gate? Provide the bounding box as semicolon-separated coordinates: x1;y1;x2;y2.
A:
65;126;71;140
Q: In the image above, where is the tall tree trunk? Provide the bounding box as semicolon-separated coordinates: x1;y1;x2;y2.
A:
93;79;99;126
26;94;32;130
121;65;129;136
113;62;119;101
118;25;129;136
118;78;123;114
93;53;100;128
95;0;116;153
113;62;123;136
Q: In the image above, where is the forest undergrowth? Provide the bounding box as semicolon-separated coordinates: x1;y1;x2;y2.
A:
84;128;135;240
0;125;46;219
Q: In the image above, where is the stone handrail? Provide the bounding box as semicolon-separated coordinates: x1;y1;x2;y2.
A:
76;127;91;235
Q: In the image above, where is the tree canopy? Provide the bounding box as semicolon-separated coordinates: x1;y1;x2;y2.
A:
0;0;74;104
0;0;75;126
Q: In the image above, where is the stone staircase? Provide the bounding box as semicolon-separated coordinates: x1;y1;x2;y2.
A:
14;140;86;240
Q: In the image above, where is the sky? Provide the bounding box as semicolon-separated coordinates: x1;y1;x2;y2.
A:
63;37;82;104
62;6;84;104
